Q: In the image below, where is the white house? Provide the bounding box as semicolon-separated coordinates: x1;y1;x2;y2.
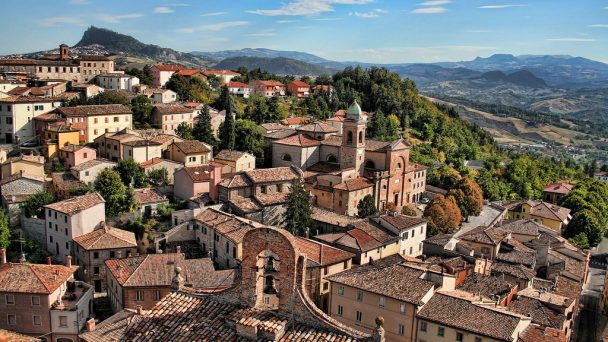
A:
96;73;140;92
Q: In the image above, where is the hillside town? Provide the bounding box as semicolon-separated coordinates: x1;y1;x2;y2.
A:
0;42;606;342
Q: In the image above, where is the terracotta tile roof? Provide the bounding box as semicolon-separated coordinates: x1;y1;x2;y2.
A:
121;291;358;341
0;172;44;186
312;207;361;227
264;129;297;140
79;54;111;61
289;81;310;87
3;154;44;165
0;329;40;342
149;133;180;144
326;115;345;123
203;69;240;75
315;227;385;253
457;273;515;300
153;65;185;71
122;139;162;147
333;177;373;192
218;173;251;188
0;263;77;294
79;310;141;342
320;134;343;146
214;149;252;162
51;172;87;192
294;237;354;266
518;325;567;342
491;261;536;281
307;161;342;174
500;219;542;236
134;188;167;205
326;263;434;305
543;181;574;195
296;122;338;134
274;133;321;147
281;116;309;126
365;138;411;152
72;159;115;172
254;80;284;86
153;104;193;114
44;192;105;215
259;122;285;132
73;222;137;250
56;104;131;116
194;208;257;245
60;144;94;153
553;276;581;303
418;292;524;341
380;214;426;232
497;238;537;267
34;112;64;121
423;233;453;247
105;254;233;289
508;296;565;329
351;220;397;244
179;165;215;182
229;196;262;213
254;192;289;206
503;200;571;222
139;158;182;169
173;140;211;154
459;226;509;246
244;166;300;183
175;69;202;76
226;81;248;88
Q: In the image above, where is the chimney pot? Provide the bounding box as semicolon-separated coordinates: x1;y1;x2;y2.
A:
176;246;181;254
47;256;52;265
1;248;6;265
86;318;95;332
66;255;72;268
136;305;143;315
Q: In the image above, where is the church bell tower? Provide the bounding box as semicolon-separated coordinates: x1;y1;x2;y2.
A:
340;100;367;175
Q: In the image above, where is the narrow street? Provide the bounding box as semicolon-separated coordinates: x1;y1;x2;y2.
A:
576;238;608;342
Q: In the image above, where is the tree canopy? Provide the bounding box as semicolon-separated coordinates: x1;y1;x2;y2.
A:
284;179;312;236
424;195;462;235
357;194;377;218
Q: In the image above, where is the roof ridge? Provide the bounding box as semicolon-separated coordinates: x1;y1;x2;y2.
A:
29;264;56;293
123;255;148;286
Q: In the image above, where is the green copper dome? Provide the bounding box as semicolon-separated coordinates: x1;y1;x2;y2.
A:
346;100;362;116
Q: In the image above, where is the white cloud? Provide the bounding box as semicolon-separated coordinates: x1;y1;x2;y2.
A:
98;13;144;23
477;5;527;9
39;16;85;26
248;0;373;16
589;24;608;28
154;7;173;14
546;38;596;42
420;0;451;5
176;21;249;33
352;9;387;18
201;12;227;17
247;31;278;37
412;7;447;13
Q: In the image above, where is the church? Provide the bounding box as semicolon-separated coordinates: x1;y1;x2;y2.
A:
272;101;427;216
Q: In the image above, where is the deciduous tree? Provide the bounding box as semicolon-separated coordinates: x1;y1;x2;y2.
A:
357;195;377;218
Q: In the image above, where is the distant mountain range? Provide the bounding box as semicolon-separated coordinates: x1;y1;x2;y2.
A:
191;48;330;64
214;56;336;76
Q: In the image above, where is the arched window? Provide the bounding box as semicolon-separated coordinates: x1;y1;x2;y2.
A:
281;154;292;161
358;131;363;144
364;160;376;169
264;275;277;294
327;155;338;163
347;131;353;145
396;162;402;169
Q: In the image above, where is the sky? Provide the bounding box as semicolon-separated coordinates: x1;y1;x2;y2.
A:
1;0;607;63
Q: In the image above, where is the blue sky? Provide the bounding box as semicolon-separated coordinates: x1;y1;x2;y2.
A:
1;0;607;63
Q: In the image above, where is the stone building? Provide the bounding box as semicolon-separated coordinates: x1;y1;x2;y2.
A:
73;222;137;292
273;101;425;215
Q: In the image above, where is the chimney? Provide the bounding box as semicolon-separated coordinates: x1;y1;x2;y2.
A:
66;255;72;268
1;248;6;265
136;305;143;315
116;250;122;259
85;318;95;332
176;245;181;254
47;256;52;265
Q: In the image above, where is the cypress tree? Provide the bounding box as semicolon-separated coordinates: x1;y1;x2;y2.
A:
284;179;312;236
219;86;236;150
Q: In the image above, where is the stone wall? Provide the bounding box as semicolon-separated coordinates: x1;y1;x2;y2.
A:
20;216;46;246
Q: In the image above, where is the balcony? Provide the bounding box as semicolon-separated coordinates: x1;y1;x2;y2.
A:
51;281;93;311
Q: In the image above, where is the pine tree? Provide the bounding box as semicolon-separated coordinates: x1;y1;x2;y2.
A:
219;86;236;150
284;179;312;236
357;195;377;218
193;105;216;145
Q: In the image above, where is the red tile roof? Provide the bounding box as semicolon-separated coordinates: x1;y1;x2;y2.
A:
133;188;167;205
459;226;509;246
56;104;131;116
254;80;284;86
289;81;310;87
244;166;300;183
281;117;309;126
73;222;137;250
179;165;216;182
333;177;373;191
380;214;426;232
274;133;321;147
44;192;105;215
294;237;354;266
543;181;574;195
296;122;338;134
226;81;248;88
0;263;77;294
153;65;185;71
175;69;202;76
173;140;211;154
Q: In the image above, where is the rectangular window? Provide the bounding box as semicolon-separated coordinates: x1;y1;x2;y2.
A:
5;294;15;305
110;251;115;258
399;324;405;336
33;315;41;326
337;305;343;316
59;316;68;327
474;338;482;342
94;267;100;275
438;326;445;337
400;302;406;314
114;117;119;122
153;290;161;301
136;291;144;301
7;314;16;325
420;321;427;332
355;311;362;323
456;332;464;342
356;290;363;302
93;252;99;259
31;296;40;306
338;285;344;296
379;296;385;308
